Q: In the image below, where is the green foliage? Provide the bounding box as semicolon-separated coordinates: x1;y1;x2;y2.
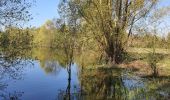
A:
33;20;58;48
0;0;32;27
147;49;165;77
147;53;159;68
0;32;10;48
58;0;159;64
0;27;33;49
167;32;170;48
130;34;168;48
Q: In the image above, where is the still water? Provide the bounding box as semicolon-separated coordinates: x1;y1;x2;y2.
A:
0;48;169;100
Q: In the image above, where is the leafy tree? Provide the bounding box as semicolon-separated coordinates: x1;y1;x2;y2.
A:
0;27;33;49
0;0;32;28
61;0;158;64
167;32;170;48
33;20;58;47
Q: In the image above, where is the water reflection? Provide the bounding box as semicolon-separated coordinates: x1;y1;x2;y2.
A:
43;61;62;75
57;63;81;100
79;67;170;100
79;67;126;99
56;44;79;100
0;46;32;100
0;47;169;100
0;91;24;100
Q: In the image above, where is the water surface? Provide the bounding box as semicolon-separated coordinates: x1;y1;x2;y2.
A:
0;48;169;100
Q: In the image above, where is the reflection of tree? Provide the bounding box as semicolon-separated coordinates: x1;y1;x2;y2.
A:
0;45;32;78
32;48;71;74
60;47;74;100
56;30;79;100
0;91;24;100
79;67;170;100
0;46;32;99
57;62;82;100
79;68;128;99
43;60;62;75
131;77;170;100
64;62;72;100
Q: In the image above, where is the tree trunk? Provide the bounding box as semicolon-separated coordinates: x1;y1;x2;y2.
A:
105;35;124;64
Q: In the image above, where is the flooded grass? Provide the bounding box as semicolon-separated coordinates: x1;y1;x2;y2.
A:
0;47;169;100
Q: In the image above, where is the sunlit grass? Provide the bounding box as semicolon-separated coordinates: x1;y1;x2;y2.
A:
158;56;170;76
127;47;170;76
127;47;170;54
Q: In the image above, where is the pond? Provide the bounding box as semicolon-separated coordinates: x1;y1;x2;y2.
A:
0;47;169;100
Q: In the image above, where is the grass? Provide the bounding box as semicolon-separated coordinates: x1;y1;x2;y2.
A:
127;47;170;54
158;56;170;76
125;47;170;76
81;47;170;77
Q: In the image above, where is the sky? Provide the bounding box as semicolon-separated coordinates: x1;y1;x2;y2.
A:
27;0;170;28
27;0;60;27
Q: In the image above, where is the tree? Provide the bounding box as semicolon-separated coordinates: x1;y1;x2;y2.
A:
62;0;158;64
56;1;81;62
0;0;32;28
33;20;58;47
167;32;170;48
146;6;170;77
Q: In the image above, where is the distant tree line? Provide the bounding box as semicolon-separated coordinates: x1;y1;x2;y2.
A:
129;33;170;48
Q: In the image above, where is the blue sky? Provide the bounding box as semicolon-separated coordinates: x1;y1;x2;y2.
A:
27;0;60;27
27;0;170;28
160;0;170;6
